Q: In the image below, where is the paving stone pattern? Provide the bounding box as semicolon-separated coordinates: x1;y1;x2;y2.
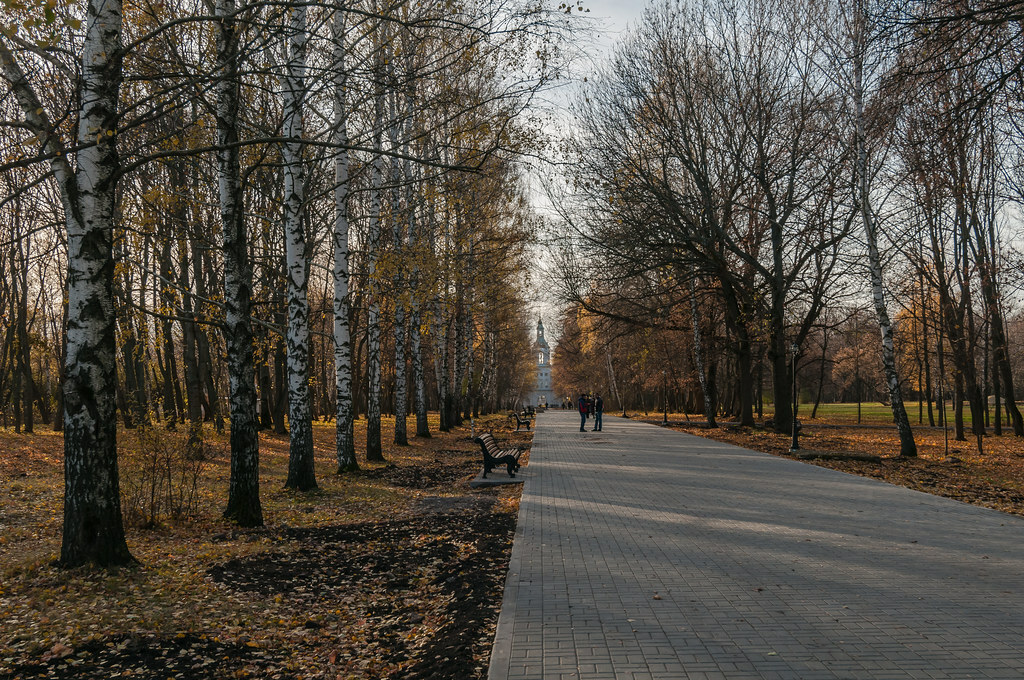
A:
487;410;1024;680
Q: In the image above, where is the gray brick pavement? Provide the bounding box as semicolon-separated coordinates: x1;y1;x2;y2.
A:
487;410;1024;679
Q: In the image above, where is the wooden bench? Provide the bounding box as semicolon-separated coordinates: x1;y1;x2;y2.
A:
509;411;532;431
474;432;523;478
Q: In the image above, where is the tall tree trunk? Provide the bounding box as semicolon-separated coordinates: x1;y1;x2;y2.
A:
192;233;224;433
954;374;966;441
410;303;430;435
974;219;1023;435
10;241;24;433
53;301;67;432
769;294;790;433
433;301;450;432
332;9;357;472
461;272;475;422
389;90;408;446
217;0;263;526
272;327;288;434
689;275;716;427
721;279;753;426
282;0;316;490
179;236;205;450
811;328;828;420
1;2;135;564
920;261;935;427
259;357;274;430
16;234;35;433
451;298;465;428
196;327;222;429
157;229;179;428
853;14;916;456
364;56;385;462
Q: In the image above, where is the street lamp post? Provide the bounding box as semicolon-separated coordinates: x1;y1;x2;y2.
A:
790;342;799;452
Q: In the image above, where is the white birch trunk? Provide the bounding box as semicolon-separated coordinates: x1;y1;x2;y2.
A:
388;87;408;445
66;0;133;559
852;7;916;457
365;57;386;461
216;0;264;525
1;0;134;565
332;9;357;471
282;1;316;490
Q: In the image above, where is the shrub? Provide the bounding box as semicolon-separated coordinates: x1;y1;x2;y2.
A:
119;423;210;528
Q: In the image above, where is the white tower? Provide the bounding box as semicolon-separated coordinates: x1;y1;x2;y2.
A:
530;319;554;407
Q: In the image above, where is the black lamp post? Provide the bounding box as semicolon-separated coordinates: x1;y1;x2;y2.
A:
790;341;799;452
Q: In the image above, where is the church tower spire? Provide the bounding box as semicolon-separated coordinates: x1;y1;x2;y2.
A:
532;318;552;407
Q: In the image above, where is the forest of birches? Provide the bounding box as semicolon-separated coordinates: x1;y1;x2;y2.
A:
3;0;1024;565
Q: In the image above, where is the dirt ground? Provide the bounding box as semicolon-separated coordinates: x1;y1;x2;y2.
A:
637;414;1024;518
0;414;531;680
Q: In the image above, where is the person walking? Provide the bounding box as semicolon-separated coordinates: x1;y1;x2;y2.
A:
593;394;603;431
577;393;588;432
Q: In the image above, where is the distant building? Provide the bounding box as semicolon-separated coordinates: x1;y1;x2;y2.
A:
527;319;555;408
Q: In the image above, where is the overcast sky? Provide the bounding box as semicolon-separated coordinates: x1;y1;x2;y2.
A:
526;1;651;335
583;0;648;39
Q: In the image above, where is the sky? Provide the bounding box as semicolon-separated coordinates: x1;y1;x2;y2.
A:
582;1;648;44
526;1;651;339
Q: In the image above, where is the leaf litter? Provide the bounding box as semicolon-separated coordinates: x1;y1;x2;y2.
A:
0;415;531;680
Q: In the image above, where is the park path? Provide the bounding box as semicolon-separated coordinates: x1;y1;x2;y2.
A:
487;409;1024;680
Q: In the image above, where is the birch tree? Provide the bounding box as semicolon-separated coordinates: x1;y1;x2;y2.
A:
364;17;387;462
0;2;135;564
216;0;263;526
332;7;358;472
845;0;917;456
282;0;316;490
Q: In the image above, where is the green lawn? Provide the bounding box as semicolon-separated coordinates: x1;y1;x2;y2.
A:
801;401;1020;427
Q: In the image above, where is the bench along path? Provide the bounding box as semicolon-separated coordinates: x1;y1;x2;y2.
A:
488;409;1024;680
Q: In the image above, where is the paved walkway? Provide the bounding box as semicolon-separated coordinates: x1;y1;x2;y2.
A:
487;410;1024;680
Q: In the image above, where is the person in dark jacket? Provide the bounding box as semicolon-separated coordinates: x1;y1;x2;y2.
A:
592;394;603;431
577;394;588;432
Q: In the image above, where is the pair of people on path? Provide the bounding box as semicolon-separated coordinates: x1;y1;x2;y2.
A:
578;393;603;432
